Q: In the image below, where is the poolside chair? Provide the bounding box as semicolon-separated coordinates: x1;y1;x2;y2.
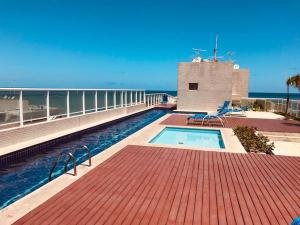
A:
223;105;249;117
187;108;228;127
187;100;230;125
217;100;230;112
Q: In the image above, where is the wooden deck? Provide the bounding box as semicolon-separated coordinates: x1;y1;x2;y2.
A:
161;114;300;133
14;145;300;225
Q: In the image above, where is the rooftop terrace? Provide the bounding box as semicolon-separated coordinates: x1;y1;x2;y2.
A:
14;145;300;225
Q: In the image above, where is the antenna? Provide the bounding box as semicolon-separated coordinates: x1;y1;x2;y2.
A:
191;48;206;62
213;34;218;62
227;51;235;62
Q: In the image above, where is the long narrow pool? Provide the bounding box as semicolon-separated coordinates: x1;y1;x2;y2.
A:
0;109;168;209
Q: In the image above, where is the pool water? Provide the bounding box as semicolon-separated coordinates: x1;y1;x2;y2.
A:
0;109;168;209
150;127;225;149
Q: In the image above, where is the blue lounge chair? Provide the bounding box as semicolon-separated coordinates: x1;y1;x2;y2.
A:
187;107;229;127
222;105;249;116
217;100;230;112
187;100;230;123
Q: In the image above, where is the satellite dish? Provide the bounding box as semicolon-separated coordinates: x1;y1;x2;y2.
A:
192;57;202;62
233;64;240;69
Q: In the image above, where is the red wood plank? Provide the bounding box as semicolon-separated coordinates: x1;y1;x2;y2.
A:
127;149;182;225
13;145;300;225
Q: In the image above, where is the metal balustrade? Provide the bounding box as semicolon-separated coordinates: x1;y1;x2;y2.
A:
0;88;147;129
145;93;176;107
236;97;300;118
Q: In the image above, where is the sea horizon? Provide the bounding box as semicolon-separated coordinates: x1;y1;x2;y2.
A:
146;90;300;100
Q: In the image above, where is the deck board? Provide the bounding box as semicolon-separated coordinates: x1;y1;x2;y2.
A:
161;114;300;133
14;145;300;225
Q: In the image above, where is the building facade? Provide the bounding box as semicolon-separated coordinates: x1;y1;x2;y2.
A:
177;61;249;112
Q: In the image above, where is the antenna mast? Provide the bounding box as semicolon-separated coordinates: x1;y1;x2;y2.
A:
213;34;218;62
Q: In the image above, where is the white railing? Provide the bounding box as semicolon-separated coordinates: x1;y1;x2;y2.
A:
145;93;175;107
236;97;300;117
0;88;148;129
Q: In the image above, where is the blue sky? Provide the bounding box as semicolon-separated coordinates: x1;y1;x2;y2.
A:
0;0;299;92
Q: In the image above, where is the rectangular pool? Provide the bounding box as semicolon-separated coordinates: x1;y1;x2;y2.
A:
149;127;225;149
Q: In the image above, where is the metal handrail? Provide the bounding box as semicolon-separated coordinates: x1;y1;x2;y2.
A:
81;145;92;166
73;145;92;167
48;145;92;181
48;152;67;181
63;152;77;176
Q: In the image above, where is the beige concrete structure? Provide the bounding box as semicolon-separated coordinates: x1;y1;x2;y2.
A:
177;61;249;112
232;68;250;100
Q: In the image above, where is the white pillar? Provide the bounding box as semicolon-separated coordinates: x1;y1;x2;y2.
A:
114;90;116;108
130;91;133;106
143;91;146;104
121;91;123;107
19;90;24;127
46;91;50;121
95;91;98;112
82;91;86;115
67;91;70;117
135;91;137;105
125;91;127;107
139;91;142;104
105;91;108;110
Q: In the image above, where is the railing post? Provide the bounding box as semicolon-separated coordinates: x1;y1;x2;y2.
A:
82;91;86;115
125;91;127;107
105;91;108;110
144;91;146;104
121;91;123;107
130;91;133;106
114;90;116;109
46;91;50;121
139;91;142;104
135;91;137;105
67;91;70;118
95;91;98;112
19;90;24;127
264;99;267;112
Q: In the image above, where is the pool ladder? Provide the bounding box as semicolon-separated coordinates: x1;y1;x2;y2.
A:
48;145;92;181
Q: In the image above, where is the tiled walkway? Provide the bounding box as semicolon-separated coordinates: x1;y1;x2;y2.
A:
161;114;300;133
15;145;300;225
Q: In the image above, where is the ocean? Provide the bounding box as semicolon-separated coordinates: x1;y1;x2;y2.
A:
146;91;300;100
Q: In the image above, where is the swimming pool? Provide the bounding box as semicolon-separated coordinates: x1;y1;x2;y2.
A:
0;109;168;209
149;127;225;149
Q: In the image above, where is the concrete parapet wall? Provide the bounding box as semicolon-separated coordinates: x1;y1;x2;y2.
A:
0;104;147;155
